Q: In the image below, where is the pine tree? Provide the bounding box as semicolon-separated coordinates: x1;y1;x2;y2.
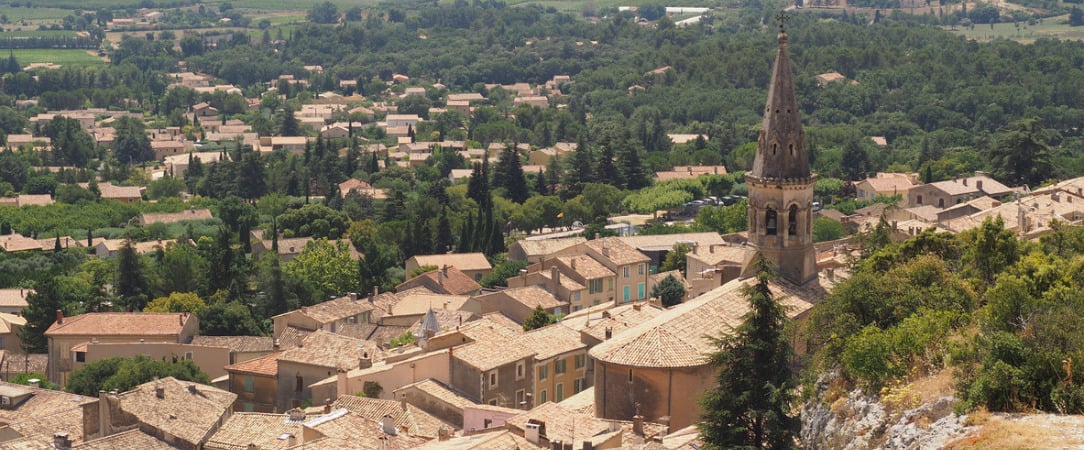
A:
18;281;63;353
280;107;299;136
458;211;475;253
534;168;548;195
496;144;528;203
699;255;798;449
563;133;595;198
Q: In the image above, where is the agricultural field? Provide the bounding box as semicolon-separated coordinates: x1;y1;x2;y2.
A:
0;5;73;21
946;13;1084;42
1;29;79;37
11;49;105;67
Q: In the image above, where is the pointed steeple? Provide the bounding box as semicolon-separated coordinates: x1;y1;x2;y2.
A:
750;19;810;181
743;14;819;286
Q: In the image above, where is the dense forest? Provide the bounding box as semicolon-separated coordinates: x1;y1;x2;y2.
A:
3;1;1084;415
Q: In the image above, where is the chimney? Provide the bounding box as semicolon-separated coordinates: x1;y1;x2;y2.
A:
323;398;332;414
53;432;72;450
349;292;357;301
963;178;968;186
571;258;577;270
155;384;165;399
179;313;184;326
187;384;198;395
633;414;645;436
381;415;398;435
287;408;306;422
56;309;63;325
437;270;444;286
273;339;280;352
336;367;348;396
27;378;40;388
400;398;408;412
550;266;560;288
633;303;642;311
359;352;372;370
98;390;113;437
604;327;612;340
583;441;594;450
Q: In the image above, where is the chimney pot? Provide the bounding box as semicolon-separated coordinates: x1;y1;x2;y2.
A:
155;385;165;399
56;309;63;325
349;292;357;301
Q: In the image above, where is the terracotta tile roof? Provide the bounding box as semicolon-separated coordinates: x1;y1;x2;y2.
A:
94;182;143;200
15;194;53;206
512;237;586;258
452;335;534;371
332;395;447;438
396;266;481;296
433;314;522;344
0;234;41;252
36;236;83;250
505;402;612;445
861;172;918;194
0;312;26;333
6;407;87;448
686;243;751;267
111;377;236;447
520;323;584;360
140;209;213;225
278;330;381;369
408;253;492;272
558;386;595;415
588;277;819;368
584;237;650;265
224;353;278;377
75;429;177;449
561;302;665;343
205;412;305;450
393;378;475;411
45;312;192;337
300;410;431;449
293;295;376;324
190;335;273;353
556;255;613;280
276;326;312;348
500;285;566;311
0;288;31;309
617;232;726;252
410;309;475;336
0;380;93;425
388;292;469;317
415;430;543;449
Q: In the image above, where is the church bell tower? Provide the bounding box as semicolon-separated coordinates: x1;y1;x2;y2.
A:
745;15;817;285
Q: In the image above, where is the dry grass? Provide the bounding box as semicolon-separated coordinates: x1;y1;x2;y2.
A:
911;368;956;403
946;414;1084;449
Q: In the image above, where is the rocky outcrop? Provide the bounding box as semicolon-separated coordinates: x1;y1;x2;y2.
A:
801;375;972;449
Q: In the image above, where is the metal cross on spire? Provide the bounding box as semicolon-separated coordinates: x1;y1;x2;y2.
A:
776;11;790;33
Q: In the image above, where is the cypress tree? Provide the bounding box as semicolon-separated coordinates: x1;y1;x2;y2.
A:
699;256;798;449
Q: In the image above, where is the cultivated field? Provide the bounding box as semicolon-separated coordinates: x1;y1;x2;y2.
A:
11;49;106;67
945;13;1084;42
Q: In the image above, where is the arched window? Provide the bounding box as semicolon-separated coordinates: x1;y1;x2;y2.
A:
917;195;923;205
938;198;945;208
788;204;798;236
766;208;777;236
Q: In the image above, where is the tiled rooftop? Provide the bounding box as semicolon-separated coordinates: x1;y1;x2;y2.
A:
205;412;305;450
140;209;213;225
561;302;664;343
302;408;430;448
191;335;274;353
415;430;543;449
396;266;481;296
224;353;279;377
504;401;612;445
45;312;192;336
409;253;493;272
452;336;534;372
75;429;178;449
556;255;614;280
278;330;381;369
393;378;475;411
584;237;650;265
293;295;375;324
112;377;236;447
589;277;819;368
512;237;586;257
332;395;447;438
501;285;566;311
520;322;585;360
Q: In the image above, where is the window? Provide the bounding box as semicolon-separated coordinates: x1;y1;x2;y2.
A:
554;359;567;374
539;389;547;404
475;273;482;281
623;286;630;303
484;418;493;427
917;195;923;205
516;361;525;380
184;352;193;360
788;205;798;236
637;283;645;300
766;208;778;235
637;263;644;275
574;378;584;393
75;352;85;363
574;354;585;369
556;383;564;402
574;291;582;302
488;399;498;406
623;266;630;278
295;376;304;392
244;376;254;393
516;390;525;408
243;402;255;412
488;370;498;388
539;365;548;380
588;279;603;294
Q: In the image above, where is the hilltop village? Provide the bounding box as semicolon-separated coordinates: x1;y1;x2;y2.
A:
3;0;1084;448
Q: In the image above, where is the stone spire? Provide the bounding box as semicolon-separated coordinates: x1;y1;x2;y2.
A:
743;14;818;286
750;16;810;181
